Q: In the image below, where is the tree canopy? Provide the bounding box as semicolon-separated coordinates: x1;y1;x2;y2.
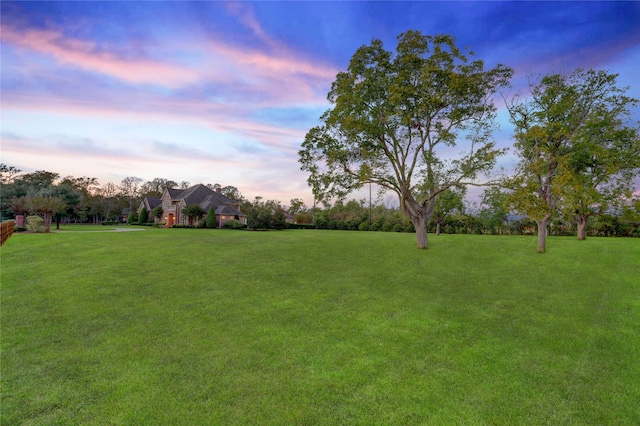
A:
299;31;512;248
506;68;640;251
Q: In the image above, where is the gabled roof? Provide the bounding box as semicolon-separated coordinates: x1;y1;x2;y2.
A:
145;197;162;210
214;204;244;217
167;188;183;198
167;184;245;216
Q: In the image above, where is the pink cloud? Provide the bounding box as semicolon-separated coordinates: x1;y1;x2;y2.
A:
2;20;336;108
1;24;199;88
2;92;305;155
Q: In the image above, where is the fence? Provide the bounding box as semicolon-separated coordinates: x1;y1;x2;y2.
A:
1;220;15;246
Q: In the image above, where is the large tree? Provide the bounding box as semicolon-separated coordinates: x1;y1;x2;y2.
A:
0;163;21;184
119;176;143;212
140;178;179;198
506;69;639;251
299;31;512;248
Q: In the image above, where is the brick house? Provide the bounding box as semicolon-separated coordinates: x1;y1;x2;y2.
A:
138;184;245;227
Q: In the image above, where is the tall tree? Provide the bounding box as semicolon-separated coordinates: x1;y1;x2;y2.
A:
288;198;307;215
119;176;143;212
506;69;639;251
98;182;118;221
299;31;512;248
0;163;21;184
220;186;244;202
19;170;59;189
140;178;178;197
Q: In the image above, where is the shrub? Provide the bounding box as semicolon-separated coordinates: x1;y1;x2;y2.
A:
346;220;360;231
381;222;393;232
26;216;45;233
393;223;404;232
286;223;316;230
206;207;217;228
370;222;381;231
314;219;328;229
223;219;245;229
358;221;370;231
127;212;136;224
139;207;148;224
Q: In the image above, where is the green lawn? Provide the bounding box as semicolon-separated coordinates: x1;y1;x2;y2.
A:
2;228;639;424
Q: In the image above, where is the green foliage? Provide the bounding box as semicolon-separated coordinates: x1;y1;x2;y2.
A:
139;206;149;224
206;207;217;228
126;211;136;224
182;204;206;226
25;215;45;233
286;223;316;230
271;210;286;230
223;219;245;229
151;205;164;219
300;31;512;248
507;68;640;249
246;198;286;230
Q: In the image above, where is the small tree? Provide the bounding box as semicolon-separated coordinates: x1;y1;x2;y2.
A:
9;196;30;218
151;205;163;222
139;206;149;224
206;207;217;228
28;195;67;232
271;210;286;230
127;211;136;224
182;204;206;226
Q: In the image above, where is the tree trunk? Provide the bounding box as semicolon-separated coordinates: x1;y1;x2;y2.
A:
411;214;429;249
44;214;52;233
402;198;432;249
576;215;587;240
535;218;549;253
435;221;441;236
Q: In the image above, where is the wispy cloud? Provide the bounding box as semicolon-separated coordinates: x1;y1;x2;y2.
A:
0;24;200;88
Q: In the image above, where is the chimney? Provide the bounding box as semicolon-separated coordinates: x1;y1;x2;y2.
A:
216;188;221;193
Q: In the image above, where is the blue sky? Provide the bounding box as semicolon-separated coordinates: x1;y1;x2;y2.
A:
2;1;639;204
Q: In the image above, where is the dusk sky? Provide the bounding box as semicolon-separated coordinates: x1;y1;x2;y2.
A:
2;1;639;205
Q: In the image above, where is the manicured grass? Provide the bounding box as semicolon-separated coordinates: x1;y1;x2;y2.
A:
2;229;639;424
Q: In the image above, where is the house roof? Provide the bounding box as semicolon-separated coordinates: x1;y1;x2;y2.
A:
167;184;245;217
145;197;162;210
214;204;244;216
166;188;183;198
